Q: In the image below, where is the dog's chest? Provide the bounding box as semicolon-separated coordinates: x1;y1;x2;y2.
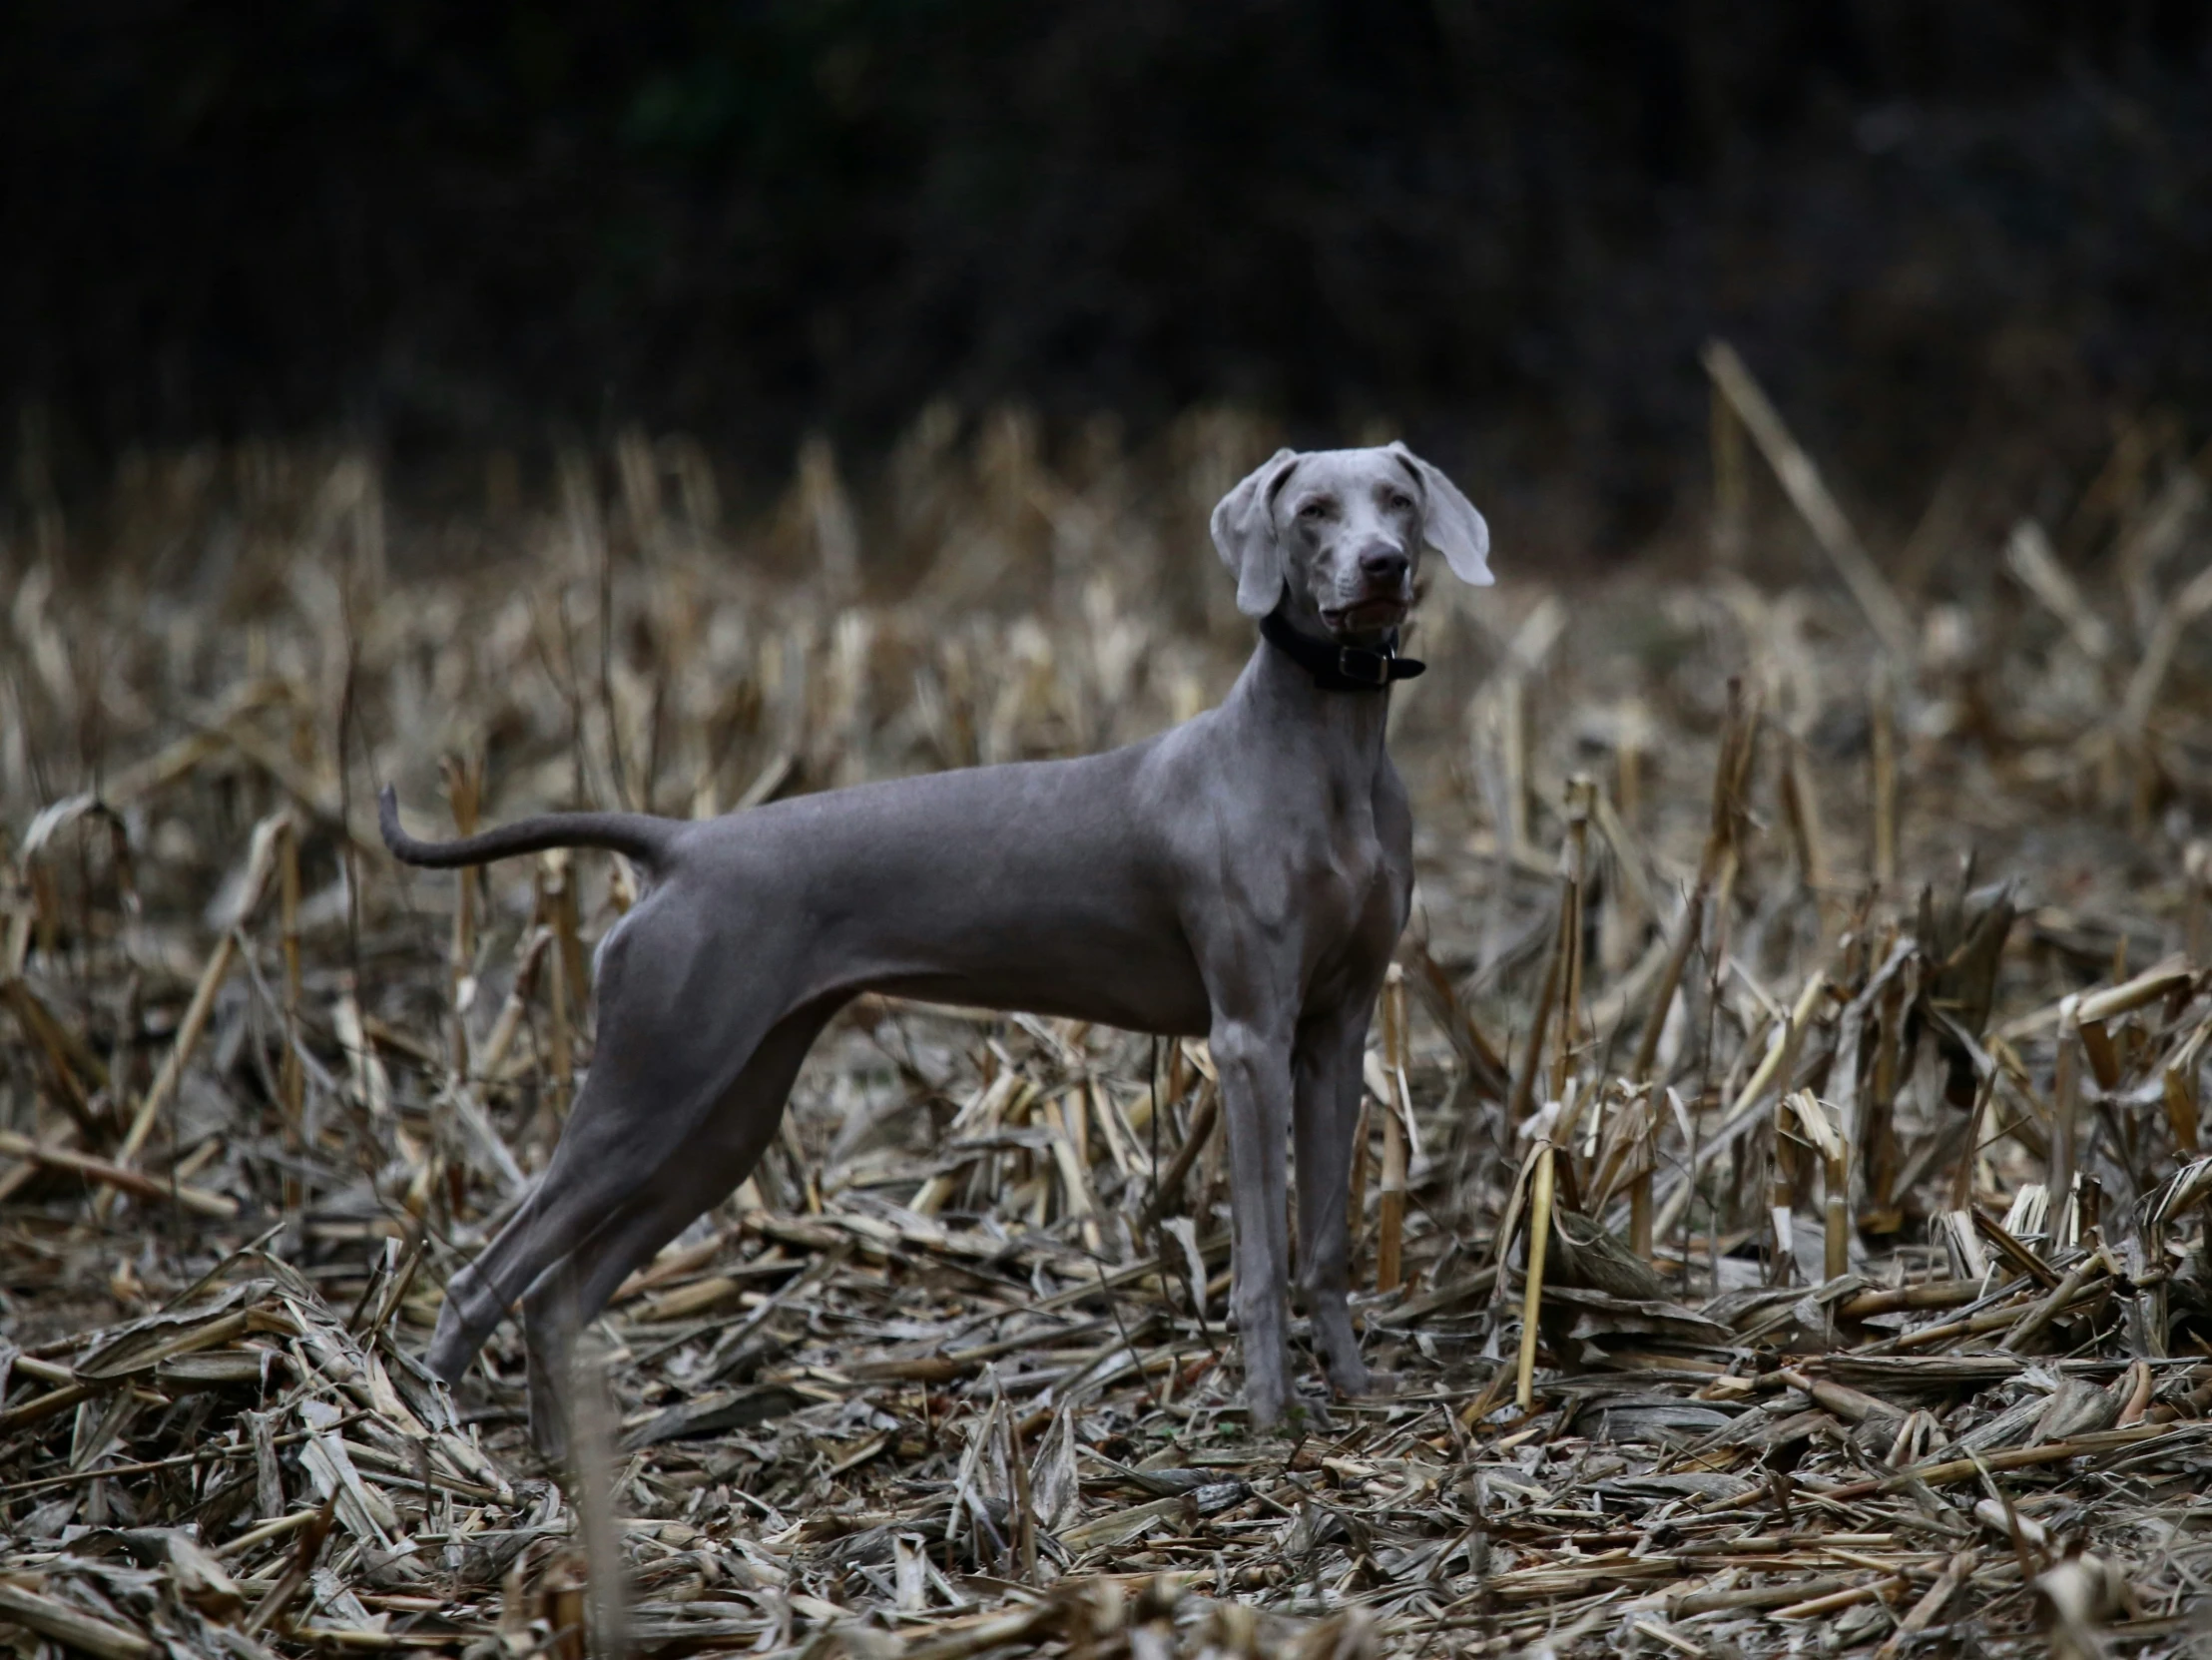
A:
1302;784;1405;935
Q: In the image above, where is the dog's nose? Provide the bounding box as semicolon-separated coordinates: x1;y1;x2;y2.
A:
1359;545;1409;586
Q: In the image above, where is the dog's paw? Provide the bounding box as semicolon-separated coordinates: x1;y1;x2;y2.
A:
1321;1359;1370;1396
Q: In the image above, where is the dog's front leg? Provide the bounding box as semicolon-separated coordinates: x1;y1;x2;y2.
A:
1210;1014;1297;1428
1294;1008;1374;1396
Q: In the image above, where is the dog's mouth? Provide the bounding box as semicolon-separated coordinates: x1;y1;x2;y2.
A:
1321;597;1408;637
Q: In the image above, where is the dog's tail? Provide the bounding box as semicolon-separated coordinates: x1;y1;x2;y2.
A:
378;785;677;872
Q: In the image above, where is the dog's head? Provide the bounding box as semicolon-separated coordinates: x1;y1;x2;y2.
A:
1210;443;1491;641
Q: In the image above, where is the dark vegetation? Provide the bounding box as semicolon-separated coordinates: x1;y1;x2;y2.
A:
8;1;2212;550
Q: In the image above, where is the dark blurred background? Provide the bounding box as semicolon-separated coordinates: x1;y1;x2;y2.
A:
7;1;2210;553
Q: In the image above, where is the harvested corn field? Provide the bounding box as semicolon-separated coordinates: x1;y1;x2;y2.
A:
7;392;2212;1660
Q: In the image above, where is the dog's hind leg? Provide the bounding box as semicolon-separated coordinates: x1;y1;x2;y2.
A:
425;908;800;1385
514;998;840;1453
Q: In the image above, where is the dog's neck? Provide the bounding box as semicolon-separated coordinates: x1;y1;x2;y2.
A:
1233;605;1402;780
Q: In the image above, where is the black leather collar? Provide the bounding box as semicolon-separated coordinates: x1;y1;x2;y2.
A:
1260;606;1425;692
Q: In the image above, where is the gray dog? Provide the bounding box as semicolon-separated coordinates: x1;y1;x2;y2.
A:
380;442;1491;1442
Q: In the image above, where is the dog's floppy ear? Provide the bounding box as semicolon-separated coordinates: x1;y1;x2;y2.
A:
1389;442;1492;587
1211;448;1301;617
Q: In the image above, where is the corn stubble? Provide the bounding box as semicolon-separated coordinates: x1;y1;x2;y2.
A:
4;384;2212;1656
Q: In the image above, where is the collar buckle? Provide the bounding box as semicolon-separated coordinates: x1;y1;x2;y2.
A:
1337;644;1392;687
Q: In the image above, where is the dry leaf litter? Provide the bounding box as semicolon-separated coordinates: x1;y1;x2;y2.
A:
7;390;2212;1658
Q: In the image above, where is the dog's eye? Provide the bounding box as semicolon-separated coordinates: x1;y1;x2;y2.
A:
1387;491;1415;513
1298;499;1331;520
